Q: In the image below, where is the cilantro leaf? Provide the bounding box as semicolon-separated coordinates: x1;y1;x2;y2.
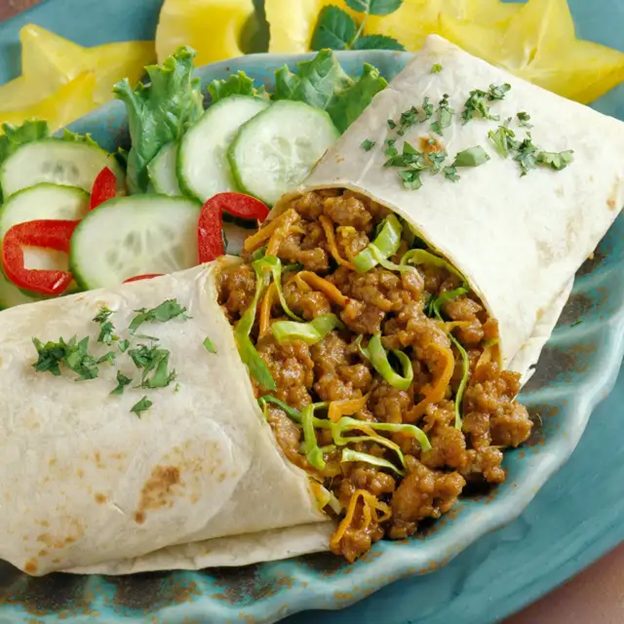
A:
208;71;267;103
487;125;518;157
128;344;176;388
130;396;152;417
97;351;117;365
111;371;132;395
346;0;403;16
513;136;539;175
118;339;130;353
517;111;532;127
203;337;217;353
352;34;405;51
32;336;99;381
431;63;443;73
399;169;422;190
536;150;574;171
114;46;203;193
462;83;511;123
93;307;117;345
361;138;376;151
453;146;490;167
443;165;460;182
431;94;453;135
129;299;189;333
274;51;386;133
311;6;357;50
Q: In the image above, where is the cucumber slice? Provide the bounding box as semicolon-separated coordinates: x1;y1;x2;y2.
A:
228;100;339;205
0;139;124;198
178;95;269;202
0;183;89;238
70;194;201;289
148;142;181;196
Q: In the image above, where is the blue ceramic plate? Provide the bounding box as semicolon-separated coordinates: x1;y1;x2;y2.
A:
0;2;623;623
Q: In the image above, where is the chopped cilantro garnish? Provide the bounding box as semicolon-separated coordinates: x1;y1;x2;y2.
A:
443;165;460;182
361;138;376;151
130;395;152;417
487;125;518;157
462;83;511;123
453;146;490;167
97;351;117;365
513;135;540;175
93;307;117;345
487;83;511;100
431;94;453;135
387;118;397;129
203;337;217;353
517;111;532;127
118;339;130;353
111;371;132;395
128;344;176;389
32;336;99;381
536;150;574;171
129;299;188;333
399;169;423;190
431;63;443;73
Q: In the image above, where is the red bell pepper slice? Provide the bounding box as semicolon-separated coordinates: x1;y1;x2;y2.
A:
197;193;269;263
123;274;164;283
208;192;270;222
90;166;117;210
2;220;78;296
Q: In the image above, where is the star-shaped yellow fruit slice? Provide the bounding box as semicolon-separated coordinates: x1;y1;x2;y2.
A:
439;0;624;103
0;25;154;128
156;0;255;64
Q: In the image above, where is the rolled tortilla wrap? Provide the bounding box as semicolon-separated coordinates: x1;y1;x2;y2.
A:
296;35;624;377
0;263;329;576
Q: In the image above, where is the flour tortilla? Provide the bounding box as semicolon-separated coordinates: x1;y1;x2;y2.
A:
0;263;329;576
293;35;624;378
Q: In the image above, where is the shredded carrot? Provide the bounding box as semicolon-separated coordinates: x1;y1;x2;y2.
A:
476;340;499;373
266;210;298;257
243;209;298;254
296;271;348;307
330;489;391;552
410;342;455;419
319;215;355;270
328;395;369;423
258;282;277;338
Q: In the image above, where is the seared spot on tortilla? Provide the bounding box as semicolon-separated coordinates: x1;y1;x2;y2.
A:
38;549;48;557
48;457;57;467
76;468;84;479
419;135;443;153
24;559;37;574
607;197;617;209
93;451;105;468
134;465;182;522
94;493;107;504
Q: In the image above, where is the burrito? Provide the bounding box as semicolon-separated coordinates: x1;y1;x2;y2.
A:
1;35;624;575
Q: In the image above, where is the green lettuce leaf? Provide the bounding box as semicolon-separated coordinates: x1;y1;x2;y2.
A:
114;46;203;193
273;50;387;132
208;70;267;103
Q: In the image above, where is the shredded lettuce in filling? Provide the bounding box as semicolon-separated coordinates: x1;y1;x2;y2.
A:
218;188;532;562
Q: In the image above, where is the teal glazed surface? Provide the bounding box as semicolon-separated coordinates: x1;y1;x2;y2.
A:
0;1;623;623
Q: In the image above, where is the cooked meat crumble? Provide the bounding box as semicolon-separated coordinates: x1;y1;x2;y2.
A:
217;189;532;562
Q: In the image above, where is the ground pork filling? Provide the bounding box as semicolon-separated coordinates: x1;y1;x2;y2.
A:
217;189;533;562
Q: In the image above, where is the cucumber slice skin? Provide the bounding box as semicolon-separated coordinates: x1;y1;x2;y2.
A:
0;271;38;309
177;95;269;202
0;139;125;198
148;142;181;196
0;183;89;239
228;100;339;205
70;194;201;290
